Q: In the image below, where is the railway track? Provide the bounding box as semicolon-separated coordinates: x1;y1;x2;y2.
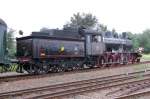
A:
106;79;150;98
0;61;150;84
1;70;150;99
115;90;150;99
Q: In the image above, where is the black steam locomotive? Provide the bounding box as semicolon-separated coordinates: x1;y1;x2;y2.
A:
16;28;141;74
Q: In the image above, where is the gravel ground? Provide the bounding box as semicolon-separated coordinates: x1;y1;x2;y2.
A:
69;87;150;99
0;72;27;77
0;63;150;94
64;85;150;99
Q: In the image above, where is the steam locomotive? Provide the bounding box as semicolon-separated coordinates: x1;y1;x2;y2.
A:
16;28;141;74
0;19;142;74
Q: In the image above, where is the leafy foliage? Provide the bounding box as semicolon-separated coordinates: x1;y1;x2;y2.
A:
7;29;16;58
64;12;98;29
127;29;150;53
139;29;150;53
96;24;108;32
127;32;140;49
63;12;109;35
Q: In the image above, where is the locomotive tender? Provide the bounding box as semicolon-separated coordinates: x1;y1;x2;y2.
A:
16;28;141;74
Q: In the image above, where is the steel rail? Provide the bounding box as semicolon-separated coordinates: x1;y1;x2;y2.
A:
115;90;150;99
1;70;150;99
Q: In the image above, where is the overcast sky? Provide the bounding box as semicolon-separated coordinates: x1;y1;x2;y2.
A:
0;0;150;36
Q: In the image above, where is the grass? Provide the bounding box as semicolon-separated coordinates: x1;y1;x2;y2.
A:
0;64;18;73
133;54;150;72
141;54;150;61
133;63;150;70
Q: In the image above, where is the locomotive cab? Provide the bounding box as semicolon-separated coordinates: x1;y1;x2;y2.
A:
81;29;105;56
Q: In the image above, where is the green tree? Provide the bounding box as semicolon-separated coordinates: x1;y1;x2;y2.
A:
96;24;108;32
139;29;150;53
126;32;140;49
132;34;140;50
7;29;16;58
64;12;98;29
